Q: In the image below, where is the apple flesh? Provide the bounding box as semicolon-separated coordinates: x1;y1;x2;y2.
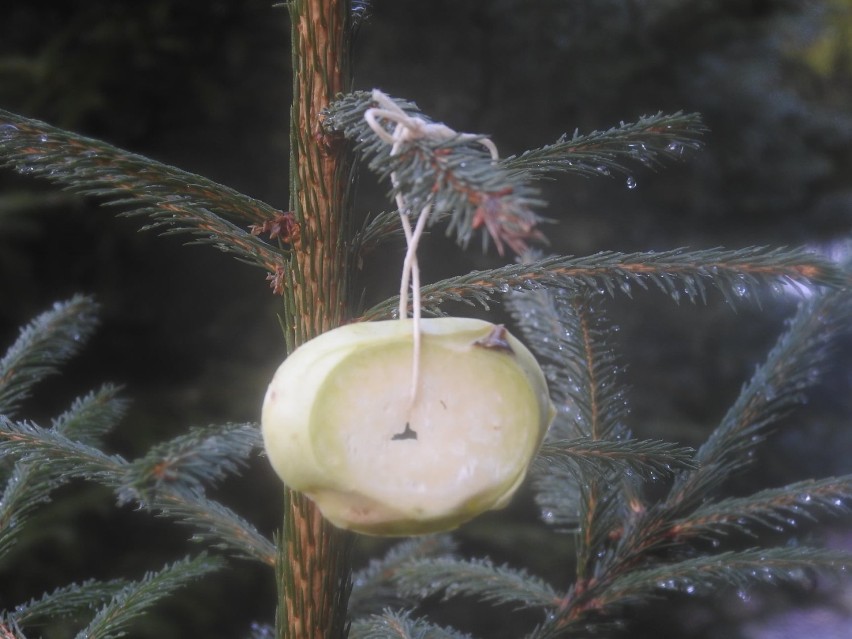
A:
261;317;555;536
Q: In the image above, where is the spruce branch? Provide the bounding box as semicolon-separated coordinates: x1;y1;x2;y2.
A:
501;111;706;180
326;96;705;256
350;609;471;639
50;384;128;447
246;623;275;639
598;547;849;606
75;554;223;639
394;557;560;611
1;386;126;559
349;535;457;616
669;286;852;508
575;478;632;584
350;209;407;267
0;417;275;564
141;490;275;565
529;466;582;530
536;437;696;483
506;287;588;426
0;619;25;639
512;285;617;534
118;422;262;503
0;109;289;283
584;289;852;592
0;414;123;560
54;401;268;560
547;548;851;637
0;295;99;417
350;0;372;28
0;462;50;559
10;578;130;628
321;91;421;138
360;247;845;320
670;475;852;541
324;90;545;256
540;284;852;631
507;288;627;441
0;417;126;483
510;286;641;574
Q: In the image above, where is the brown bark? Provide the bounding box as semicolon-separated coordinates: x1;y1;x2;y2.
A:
279;1;353;638
289;0;351;343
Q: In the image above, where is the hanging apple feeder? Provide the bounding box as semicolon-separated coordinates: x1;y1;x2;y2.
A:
261;317;554;535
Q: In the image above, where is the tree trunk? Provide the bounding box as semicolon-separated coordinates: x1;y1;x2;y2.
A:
278;1;353;638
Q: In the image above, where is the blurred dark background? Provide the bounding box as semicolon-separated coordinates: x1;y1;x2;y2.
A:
1;1;851;637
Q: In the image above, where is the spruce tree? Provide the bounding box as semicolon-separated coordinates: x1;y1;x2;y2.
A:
0;2;850;639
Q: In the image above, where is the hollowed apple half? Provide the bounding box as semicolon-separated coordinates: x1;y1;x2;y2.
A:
261;317;554;535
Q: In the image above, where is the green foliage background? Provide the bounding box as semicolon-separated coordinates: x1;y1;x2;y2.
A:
1;1;851;637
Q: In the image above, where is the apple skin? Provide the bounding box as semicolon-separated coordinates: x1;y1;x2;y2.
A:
261;317;555;536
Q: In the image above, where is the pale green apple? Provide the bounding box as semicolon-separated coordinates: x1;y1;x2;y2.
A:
261;317;555;536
